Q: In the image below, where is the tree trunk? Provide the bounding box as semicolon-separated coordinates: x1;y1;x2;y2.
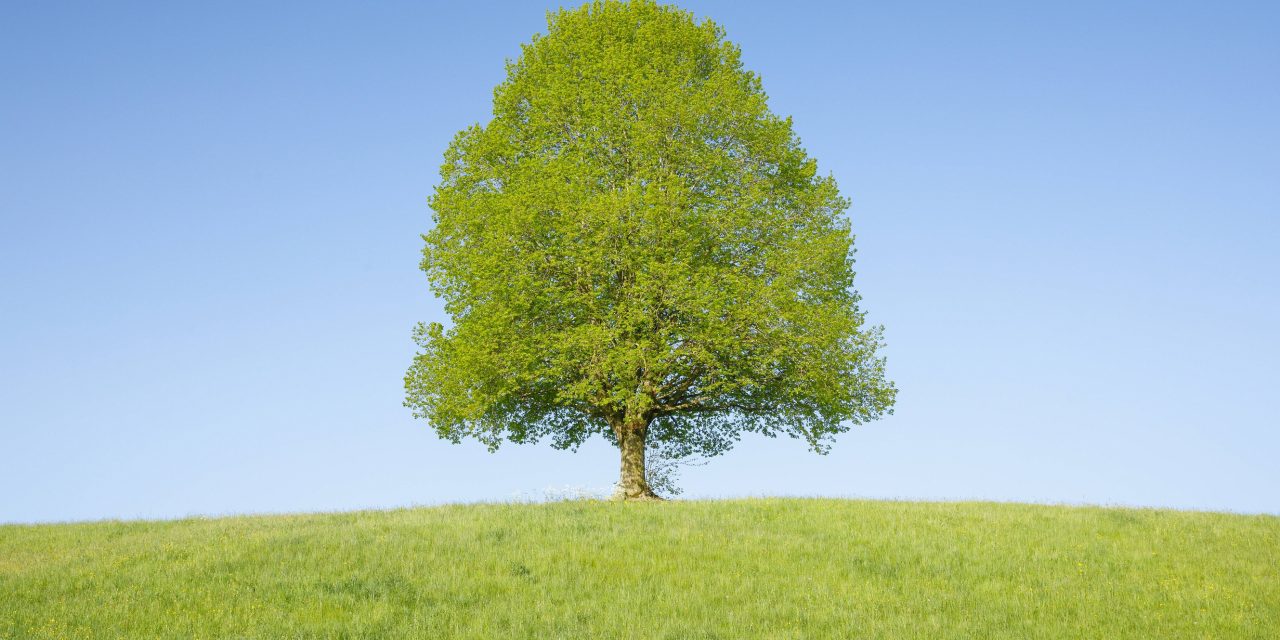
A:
616;419;661;501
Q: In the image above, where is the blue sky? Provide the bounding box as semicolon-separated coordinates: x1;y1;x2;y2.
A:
2;1;1277;523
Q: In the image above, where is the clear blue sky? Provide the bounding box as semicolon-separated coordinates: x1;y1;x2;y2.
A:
2;1;1277;523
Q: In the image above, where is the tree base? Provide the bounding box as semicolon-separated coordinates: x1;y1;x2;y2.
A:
611;487;665;502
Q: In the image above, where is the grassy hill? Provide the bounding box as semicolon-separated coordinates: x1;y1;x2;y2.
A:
2;499;1277;638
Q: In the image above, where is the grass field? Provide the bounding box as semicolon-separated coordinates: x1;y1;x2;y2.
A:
2;498;1277;638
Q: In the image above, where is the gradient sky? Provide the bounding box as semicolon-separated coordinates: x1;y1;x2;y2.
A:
3;1;1277;523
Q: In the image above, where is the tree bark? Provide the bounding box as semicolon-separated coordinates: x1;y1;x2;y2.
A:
616;418;661;501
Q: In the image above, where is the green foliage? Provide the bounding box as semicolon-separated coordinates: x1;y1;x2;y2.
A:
405;0;895;462
4;500;1278;638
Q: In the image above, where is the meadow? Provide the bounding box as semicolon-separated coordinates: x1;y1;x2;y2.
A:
2;498;1277;638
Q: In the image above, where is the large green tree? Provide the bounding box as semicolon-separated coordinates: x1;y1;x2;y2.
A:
406;0;896;500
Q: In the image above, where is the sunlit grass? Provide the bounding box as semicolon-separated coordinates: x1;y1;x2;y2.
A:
2;498;1277;638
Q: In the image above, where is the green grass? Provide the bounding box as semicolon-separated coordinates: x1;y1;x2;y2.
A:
2;499;1277;639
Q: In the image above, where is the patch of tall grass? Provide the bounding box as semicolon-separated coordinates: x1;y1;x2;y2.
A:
2;499;1276;638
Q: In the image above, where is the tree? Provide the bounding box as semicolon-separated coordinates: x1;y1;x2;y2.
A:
405;0;896;500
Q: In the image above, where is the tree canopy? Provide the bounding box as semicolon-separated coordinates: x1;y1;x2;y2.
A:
406;0;896;499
